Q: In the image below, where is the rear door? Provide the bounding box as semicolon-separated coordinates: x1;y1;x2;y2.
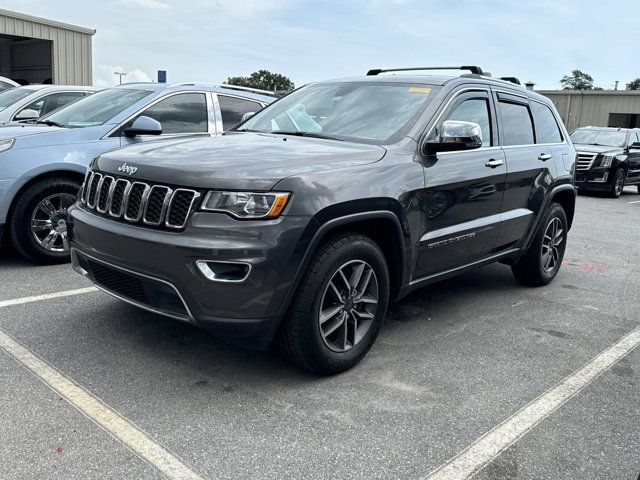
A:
414;88;507;277
496;92;562;248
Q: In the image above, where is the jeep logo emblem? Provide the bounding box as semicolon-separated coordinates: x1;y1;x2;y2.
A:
117;163;138;176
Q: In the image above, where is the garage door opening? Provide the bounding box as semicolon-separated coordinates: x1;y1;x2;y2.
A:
608;113;640;129
0;34;52;85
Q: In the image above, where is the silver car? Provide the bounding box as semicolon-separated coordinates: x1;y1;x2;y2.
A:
0;82;275;263
0;85;100;123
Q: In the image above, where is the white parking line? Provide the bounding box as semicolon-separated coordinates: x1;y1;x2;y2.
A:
0;328;203;480
628;200;640;204
425;324;640;480
0;286;98;308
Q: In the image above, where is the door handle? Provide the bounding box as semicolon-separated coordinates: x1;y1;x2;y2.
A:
538;153;552;161
485;158;504;168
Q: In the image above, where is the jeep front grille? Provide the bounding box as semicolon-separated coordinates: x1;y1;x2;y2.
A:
81;170;200;230
576;152;597;171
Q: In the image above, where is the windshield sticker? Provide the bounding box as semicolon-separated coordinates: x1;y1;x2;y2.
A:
408;87;431;94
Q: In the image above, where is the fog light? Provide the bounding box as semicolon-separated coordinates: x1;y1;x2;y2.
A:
196;260;251;283
592;172;609;183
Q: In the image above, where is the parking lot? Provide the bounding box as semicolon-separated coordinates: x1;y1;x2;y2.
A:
0;189;639;479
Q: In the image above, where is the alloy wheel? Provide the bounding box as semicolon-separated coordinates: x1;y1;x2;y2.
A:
318;260;379;352
541;217;564;273
30;193;76;253
615;171;625;197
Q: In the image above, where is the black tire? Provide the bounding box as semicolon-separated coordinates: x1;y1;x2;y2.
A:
511;202;568;287
607;169;625;198
277;232;390;374
8;176;81;264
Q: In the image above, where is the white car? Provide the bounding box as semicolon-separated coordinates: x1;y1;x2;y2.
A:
0;85;100;124
0;76;19;91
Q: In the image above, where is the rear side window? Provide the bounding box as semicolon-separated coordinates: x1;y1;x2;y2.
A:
499;101;534;146
531;102;563;144
218;95;262;130
447;98;492;146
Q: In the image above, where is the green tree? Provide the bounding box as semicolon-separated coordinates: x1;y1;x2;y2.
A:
226;70;294;92
560;70;596;90
627;78;640;90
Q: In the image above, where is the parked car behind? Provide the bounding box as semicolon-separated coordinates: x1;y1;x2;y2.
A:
0;85;99;124
0;76;20;91
570;126;640;197
68;66;576;373
0;82;275;263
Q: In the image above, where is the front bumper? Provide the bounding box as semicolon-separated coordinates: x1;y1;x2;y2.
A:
69;205;311;349
575;168;614;191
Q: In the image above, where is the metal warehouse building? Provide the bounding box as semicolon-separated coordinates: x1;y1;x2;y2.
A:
539;90;640;132
0;8;94;85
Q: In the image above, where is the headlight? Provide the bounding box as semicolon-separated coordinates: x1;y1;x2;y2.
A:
201;191;290;219
600;155;614;167
0;138;15;153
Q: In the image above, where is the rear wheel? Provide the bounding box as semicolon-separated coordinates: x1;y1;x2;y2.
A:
8;177;81;264
277;232;389;374
511;202;568;287
607;169;625;198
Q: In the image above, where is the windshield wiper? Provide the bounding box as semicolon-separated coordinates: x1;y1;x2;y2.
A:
269;130;344;141
35;119;65;128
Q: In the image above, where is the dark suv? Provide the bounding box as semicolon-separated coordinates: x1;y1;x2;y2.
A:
570;127;640;197
69;66;576;373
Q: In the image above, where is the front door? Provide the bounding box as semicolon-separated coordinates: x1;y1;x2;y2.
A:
627;131;640;183
414;89;507;278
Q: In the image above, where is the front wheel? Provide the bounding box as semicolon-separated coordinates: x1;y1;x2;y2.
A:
511;202;568;287
277;232;390;374
8;177;81;264
607;169;625;198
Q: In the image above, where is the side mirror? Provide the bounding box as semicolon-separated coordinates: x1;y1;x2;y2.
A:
14;109;40;121
241;112;256;122
424;120;483;154
123;116;162;138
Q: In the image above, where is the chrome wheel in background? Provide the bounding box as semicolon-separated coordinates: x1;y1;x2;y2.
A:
319;260;379;352
30;193;75;253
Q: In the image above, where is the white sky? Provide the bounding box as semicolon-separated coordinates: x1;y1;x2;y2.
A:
4;0;639;90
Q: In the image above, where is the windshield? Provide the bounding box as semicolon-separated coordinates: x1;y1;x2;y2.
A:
239;81;441;144
570;129;627;147
0;88;36;111
43;88;152;128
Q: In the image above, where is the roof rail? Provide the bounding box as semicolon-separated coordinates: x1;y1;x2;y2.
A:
366;65;484;76
220;84;280;97
499;77;522;85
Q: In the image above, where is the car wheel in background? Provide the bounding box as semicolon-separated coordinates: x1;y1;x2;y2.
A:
607;169;625;198
277;232;389;374
8;176;81;264
511;202;568;287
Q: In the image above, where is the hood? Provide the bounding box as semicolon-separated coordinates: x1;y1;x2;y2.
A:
94;132;387;190
573;143;623;155
0;123;108;148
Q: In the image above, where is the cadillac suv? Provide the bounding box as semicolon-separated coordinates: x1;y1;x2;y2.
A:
69;66;576;373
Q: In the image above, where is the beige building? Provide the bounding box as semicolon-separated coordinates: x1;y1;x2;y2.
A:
0;8;94;85
539;90;640;132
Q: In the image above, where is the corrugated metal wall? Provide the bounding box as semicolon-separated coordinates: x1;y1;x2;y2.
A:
0;11;93;85
540;91;640;131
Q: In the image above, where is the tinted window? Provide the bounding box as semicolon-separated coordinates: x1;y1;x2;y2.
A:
447;98;491;146
531;102;562;144
218;95;262;130
125;93;208;134
20;92;86;118
499;101;534;146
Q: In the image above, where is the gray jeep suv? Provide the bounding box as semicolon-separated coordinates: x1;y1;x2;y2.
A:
69;66;576;373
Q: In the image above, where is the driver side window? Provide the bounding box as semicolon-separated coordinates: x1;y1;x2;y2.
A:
119;93;208;135
446;98;492;147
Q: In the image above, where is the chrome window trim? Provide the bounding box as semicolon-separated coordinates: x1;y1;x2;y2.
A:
103;90;213;139
96;175;115;214
86;172;103;209
123;182;150;222
142;185;173;226
165;189;201;229
108;179;131;217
